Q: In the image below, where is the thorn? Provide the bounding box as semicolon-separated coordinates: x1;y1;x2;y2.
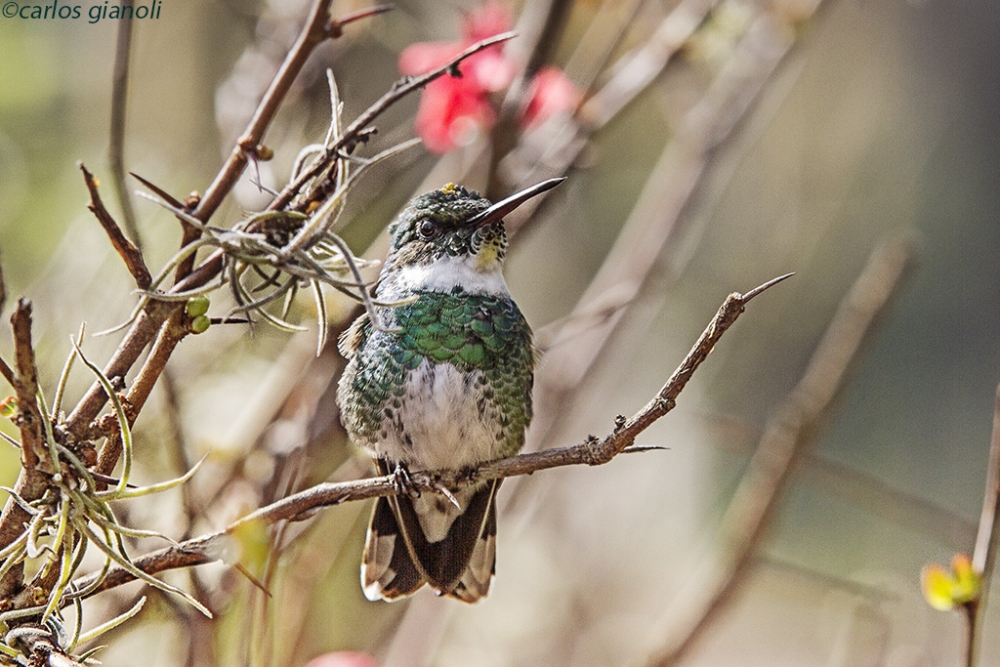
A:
233;562;272;597
622;445;669;454
130;172;186;209
432;481;461;510
742;272;795;302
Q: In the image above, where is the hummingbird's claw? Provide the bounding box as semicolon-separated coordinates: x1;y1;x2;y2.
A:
390;462;419;498
430;480;461;510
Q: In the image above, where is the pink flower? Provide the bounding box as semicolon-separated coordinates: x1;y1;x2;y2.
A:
398;1;513;152
399;2;579;153
304;652;379;667
522;66;582;129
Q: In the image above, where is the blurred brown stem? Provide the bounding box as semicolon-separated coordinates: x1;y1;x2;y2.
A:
108;0;141;252
639;233;918;667
969;383;1000;666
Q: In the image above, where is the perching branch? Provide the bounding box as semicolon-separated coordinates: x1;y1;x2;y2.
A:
70;273;791;597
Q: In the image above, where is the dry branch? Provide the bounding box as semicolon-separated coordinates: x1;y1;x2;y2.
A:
69;274;790;598
80;163;151;290
0;300;52;597
61;1;405;442
108;4;140;251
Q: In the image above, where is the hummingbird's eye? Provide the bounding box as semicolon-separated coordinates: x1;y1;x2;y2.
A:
418;219;437;239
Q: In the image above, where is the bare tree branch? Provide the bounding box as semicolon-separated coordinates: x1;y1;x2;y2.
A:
62;1;387;442
79;163;152;290
0;300;51;596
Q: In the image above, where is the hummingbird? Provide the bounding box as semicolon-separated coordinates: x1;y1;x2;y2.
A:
337;178;563;602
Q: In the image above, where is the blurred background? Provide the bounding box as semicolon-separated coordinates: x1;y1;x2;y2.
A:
1;0;998;665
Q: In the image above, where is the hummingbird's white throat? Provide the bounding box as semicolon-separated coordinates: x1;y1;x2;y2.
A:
395;253;510;296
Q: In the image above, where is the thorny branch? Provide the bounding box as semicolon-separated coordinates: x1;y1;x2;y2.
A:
71;274;792;597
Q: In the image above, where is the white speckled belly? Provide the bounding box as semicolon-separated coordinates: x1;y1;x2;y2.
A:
368;359;504;472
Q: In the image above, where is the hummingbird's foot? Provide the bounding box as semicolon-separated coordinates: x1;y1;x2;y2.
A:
456;465;480;486
390;462;420;498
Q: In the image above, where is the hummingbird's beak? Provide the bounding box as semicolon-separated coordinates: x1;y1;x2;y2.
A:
467;178;565;229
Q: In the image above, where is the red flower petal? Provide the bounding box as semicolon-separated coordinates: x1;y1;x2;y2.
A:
399;40;464;76
304;652;380;667
461;0;512;42
522;67;580;128
415;76;496;153
399;2;517;153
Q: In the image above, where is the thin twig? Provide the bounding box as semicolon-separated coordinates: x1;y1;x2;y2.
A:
193;0;356;225
79;163;152;290
69;274;789;597
972;384;1000;572
9;300;44;470
0;300;51;596
94;311;188;478
108;1;141;252
638;234;918;667
969;383;1000;666
268;31;517;212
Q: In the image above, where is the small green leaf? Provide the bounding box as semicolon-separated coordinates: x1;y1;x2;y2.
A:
190;315;211;334
185;295;211;317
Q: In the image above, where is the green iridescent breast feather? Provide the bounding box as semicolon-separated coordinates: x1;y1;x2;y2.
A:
338;287;535;447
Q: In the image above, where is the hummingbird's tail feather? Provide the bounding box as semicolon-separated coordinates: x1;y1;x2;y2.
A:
364;458;500;603
390;479;500;603
448;493;497;603
361;495;427;601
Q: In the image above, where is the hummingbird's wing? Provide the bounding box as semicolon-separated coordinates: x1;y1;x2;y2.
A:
338;311;369;359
